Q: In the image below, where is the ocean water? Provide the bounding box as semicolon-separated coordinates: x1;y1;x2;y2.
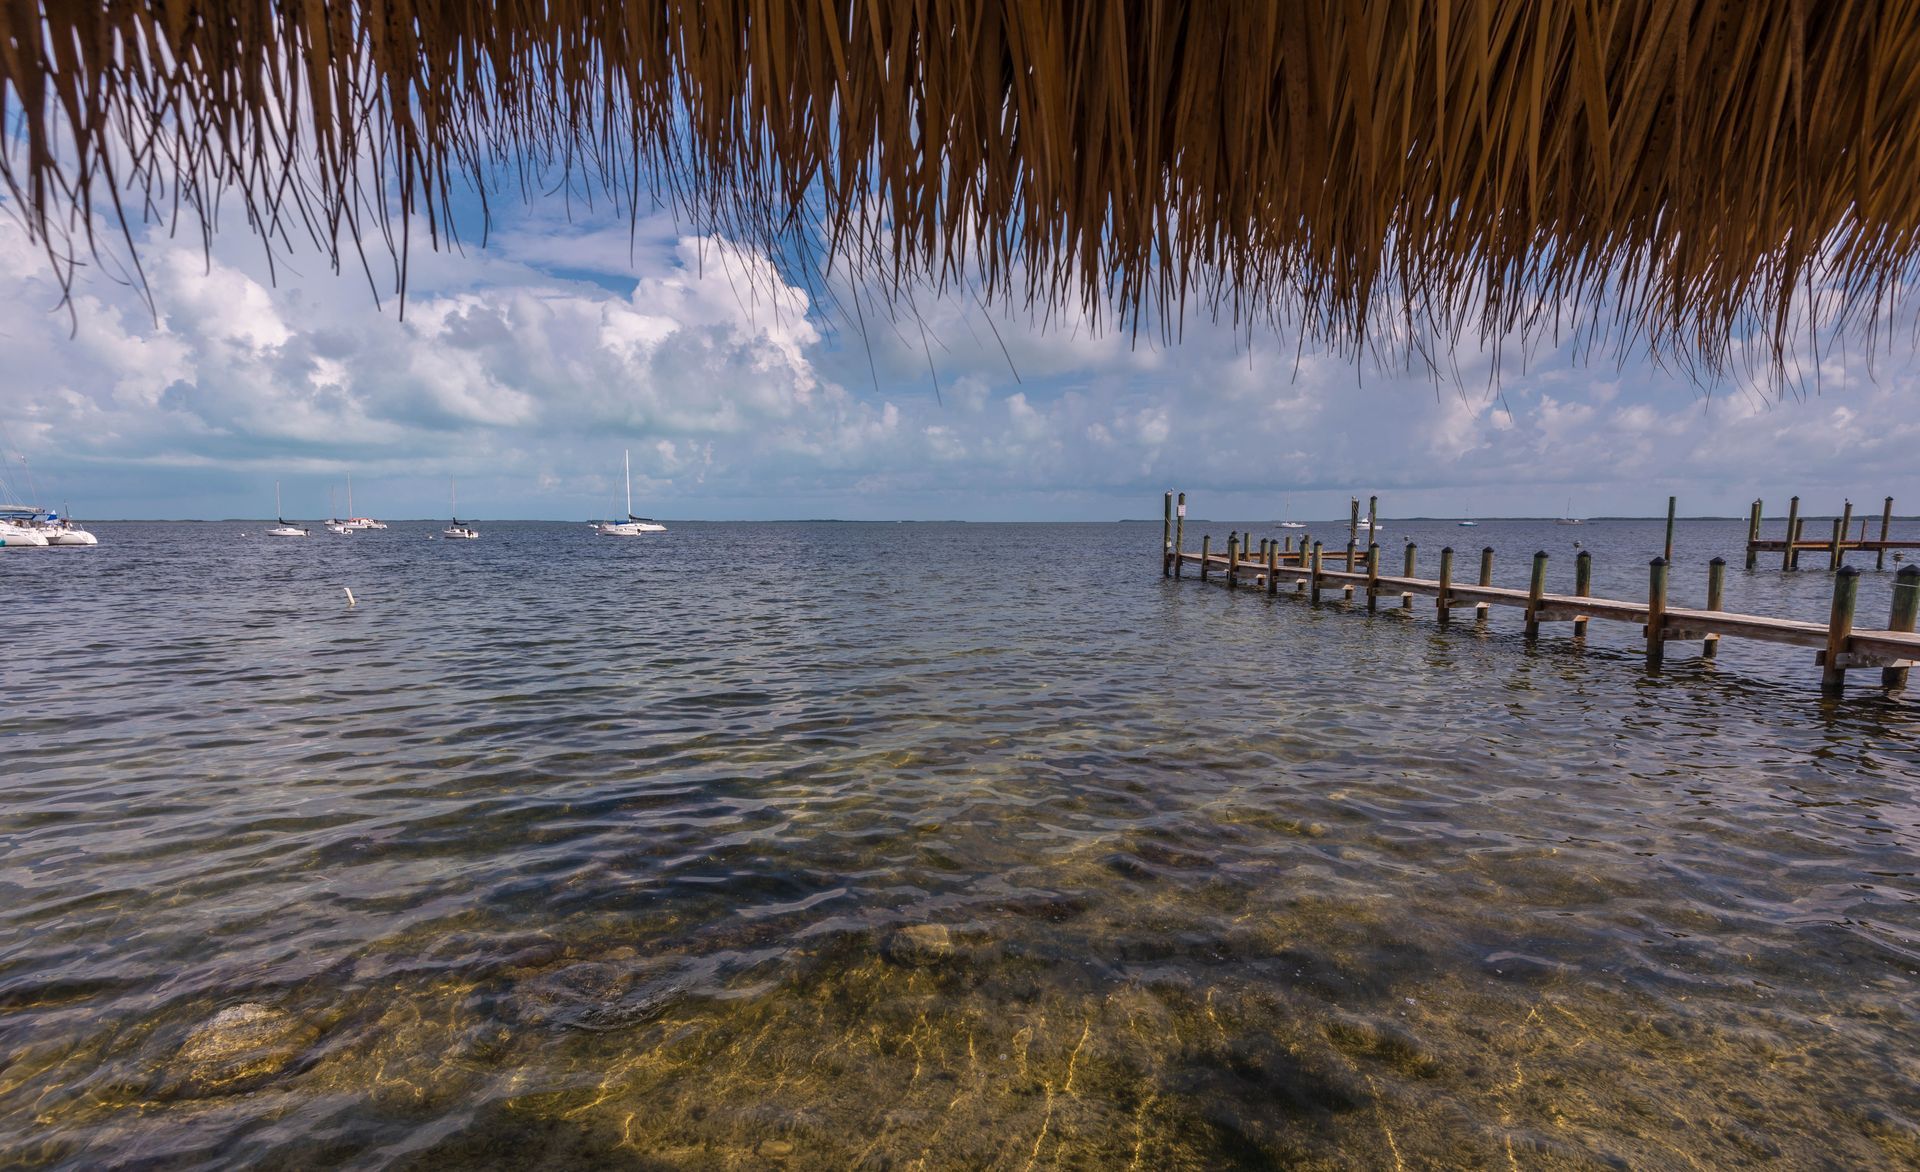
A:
3;517;1917;1169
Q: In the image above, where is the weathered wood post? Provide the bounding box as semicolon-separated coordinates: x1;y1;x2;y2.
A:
1830;517;1846;571
1163;491;1174;575
1346;498;1359;571
1574;550;1592;638
1746;499;1763;570
1879;497;1895;572
1226;533;1240;590
1200;535;1210;582
1367;495;1379;553
1839;500;1855;567
1283;535;1293;555
1822;566;1860;696
1310;541;1324;604
1783;496;1800;570
1174;492;1186;578
1704;557;1726;659
1790;516;1806;569
1366;542;1381;612
1646;557;1669;669
1664;495;1677;562
1266;539;1280;597
1402;542;1417;609
1477;546;1495;619
1885;565;1920;690
1525;551;1548;640
1437;546;1455;625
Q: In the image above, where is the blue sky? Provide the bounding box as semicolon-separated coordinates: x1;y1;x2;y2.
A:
2;194;1917;522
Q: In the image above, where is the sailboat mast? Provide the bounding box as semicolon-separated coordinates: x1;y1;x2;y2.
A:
347;475;353;517
275;480;282;522
625;448;633;519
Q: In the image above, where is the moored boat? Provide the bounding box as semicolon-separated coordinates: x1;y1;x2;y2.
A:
595;450;667;535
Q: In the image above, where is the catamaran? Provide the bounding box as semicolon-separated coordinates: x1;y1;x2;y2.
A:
0;504;93;545
444;480;479;539
267;482;310;537
595;449;666;535
342;476;386;529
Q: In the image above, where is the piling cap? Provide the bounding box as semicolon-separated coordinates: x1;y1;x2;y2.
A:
1710;556;1726;565
1650;556;1668;566
1483;546;1494;554
1899;564;1920;580
1441;545;1453;554
1534;550;1549;559
1837;564;1860;577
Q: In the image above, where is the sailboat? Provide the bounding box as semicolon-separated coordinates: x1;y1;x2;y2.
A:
343;475;386;529
594;449;667;535
324;487;353;534
1275;499;1306;529
444;480;479;539
267;482;310;537
1555;497;1584;525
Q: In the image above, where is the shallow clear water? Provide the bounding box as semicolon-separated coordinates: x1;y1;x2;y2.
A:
3;517;1918;1169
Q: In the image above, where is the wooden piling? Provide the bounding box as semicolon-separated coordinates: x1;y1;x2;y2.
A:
1783;496;1800;570
1704;557;1725;659
1646;557;1669;669
1525;551;1548;639
1477;546;1494;618
1310;541;1324;603
1746;499;1763;569
1839;499;1855;567
1266;539;1280;596
1402;542;1416;609
1885;565;1920;690
1574;550;1592;637
1173;492;1186;578
1200;535;1210;582
1437;546;1454;625
1664;495;1677;562
1829;517;1846;571
1879;497;1895;571
1366;542;1380;611
1346;498;1359;571
1822;567;1860;696
1790;516;1806;569
1227;534;1240;590
1163;491;1173;575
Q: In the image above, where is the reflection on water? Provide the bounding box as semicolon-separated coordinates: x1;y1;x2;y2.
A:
3;519;1918;1168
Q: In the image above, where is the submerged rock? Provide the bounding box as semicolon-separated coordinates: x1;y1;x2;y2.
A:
1322;1011;1441;1077
511;961;686;1032
882;924;954;967
165;1002;312;1097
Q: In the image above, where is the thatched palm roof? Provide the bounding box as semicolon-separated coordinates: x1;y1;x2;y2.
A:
5;1;1920;373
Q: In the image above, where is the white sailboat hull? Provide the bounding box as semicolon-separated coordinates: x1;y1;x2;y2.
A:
596;521;666;535
43;527;98;545
267;526;310;537
0;523;48;547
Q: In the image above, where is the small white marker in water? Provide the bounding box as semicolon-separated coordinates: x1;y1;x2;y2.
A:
343;586;356;607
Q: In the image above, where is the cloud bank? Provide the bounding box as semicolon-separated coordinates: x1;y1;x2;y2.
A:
1;207;1916;522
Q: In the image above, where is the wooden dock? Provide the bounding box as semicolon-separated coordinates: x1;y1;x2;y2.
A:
1162;492;1920;698
1743;495;1919;571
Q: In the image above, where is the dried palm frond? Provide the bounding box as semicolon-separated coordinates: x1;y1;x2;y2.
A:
4;1;1920;378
